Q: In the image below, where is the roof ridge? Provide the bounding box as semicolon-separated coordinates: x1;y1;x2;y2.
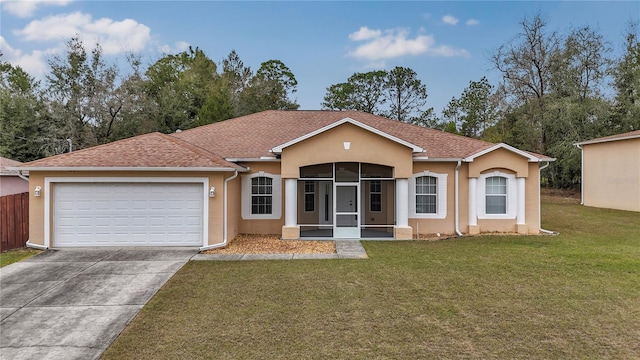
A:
162;133;244;169
175;110;278;135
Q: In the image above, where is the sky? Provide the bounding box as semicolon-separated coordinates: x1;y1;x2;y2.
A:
1;1;639;114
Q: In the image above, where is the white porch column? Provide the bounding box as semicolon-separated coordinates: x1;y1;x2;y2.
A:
517;177;526;225
468;177;479;234
394;178;412;239
468;177;477;226
284;178;297;227
396;178;409;227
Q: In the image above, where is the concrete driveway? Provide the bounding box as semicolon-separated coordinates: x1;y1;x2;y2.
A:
0;248;198;360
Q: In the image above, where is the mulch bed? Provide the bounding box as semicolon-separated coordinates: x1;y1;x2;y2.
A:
202;234;336;254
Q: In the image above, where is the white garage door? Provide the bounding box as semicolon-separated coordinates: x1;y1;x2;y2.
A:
53;182;204;247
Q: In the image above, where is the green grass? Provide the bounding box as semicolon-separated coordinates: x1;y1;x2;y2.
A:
102;196;640;359
0;248;40;267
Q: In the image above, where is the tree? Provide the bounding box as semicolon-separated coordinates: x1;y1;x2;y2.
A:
489;15;616;188
44;37;122;150
492;13;560;152
322;82;356;110
444;77;498;139
221;50;253;115
609;23;640;133
0;57;48;161
322;70;388;114
145;47;224;132
107;54;159;140
238;59;299;114
384;66;428;122
561;26;611;100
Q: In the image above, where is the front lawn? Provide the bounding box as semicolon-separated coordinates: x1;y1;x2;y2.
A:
0;248;40;267
102;195;640;359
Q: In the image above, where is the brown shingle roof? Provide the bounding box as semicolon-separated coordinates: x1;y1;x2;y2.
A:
19;110;554;169
1;156;24;175
20;132;243;170
575;130;640;146
172;110;510;159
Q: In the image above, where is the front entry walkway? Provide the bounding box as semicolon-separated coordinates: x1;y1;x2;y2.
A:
192;240;368;261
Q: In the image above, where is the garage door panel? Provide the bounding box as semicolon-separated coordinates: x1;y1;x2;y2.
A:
53;182;204;247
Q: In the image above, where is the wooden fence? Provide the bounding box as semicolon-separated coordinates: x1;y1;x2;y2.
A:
0;192;29;252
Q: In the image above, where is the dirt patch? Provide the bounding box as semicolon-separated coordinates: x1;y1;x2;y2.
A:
413;233;457;241
202;234;336;254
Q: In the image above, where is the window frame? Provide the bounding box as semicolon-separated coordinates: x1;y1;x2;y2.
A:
369;180;382;213
485;176;507;214
409;171;447;219
251;176;273;215
241;172;282;220
304;180;315;213
477;171;517;220
415;175;438;214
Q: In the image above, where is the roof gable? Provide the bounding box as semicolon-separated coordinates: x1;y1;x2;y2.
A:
270;117;424;154
464;143;548;162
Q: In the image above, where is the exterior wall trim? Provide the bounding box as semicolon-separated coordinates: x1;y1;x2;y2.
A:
408;171;448;219
476;171;518;220
43;176;210;249
240;172;283;220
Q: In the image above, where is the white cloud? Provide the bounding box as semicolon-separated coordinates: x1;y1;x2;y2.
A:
348;27;382;41
0;36;53;76
0;0;73;18
347;27;469;61
442;15;459;25
159;41;190;54
466;19;480;26
430;45;469;57
14;11;151;55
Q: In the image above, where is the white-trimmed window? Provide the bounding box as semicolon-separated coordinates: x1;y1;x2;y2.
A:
251;177;273;214
242;172;282;220
409;171;447;219
477;171;517;219
370;180;382;212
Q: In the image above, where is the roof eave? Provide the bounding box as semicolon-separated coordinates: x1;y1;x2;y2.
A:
413;157;463;162
574;134;640;146
225;157;281;163
11;166;248;172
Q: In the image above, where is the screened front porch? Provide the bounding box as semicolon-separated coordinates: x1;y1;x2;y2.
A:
295;162;396;239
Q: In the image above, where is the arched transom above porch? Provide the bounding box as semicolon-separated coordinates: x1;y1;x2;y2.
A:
279;122;415;179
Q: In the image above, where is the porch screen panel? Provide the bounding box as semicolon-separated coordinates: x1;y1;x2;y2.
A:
361;180;395;238
298;180;333;237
